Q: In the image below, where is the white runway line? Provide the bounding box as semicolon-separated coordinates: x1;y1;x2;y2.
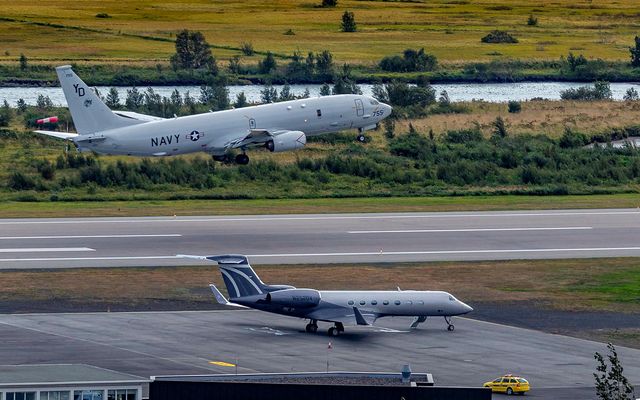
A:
2;246;640;262
0;210;639;225
0;247;95;253
348;227;593;234
0;234;182;240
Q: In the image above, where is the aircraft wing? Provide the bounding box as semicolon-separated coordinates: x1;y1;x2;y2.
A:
305;307;378;326
33;130;79;140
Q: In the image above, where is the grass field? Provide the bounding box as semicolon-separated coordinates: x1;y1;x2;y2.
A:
0;193;639;218
0;0;638;65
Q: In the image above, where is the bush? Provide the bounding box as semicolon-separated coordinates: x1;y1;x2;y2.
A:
241;42;254;56
95;13;111;18
379;48;437;72
560;81;612;101
508;100;522;113
443;129;483;144
481;30;518;44
559;129;588;148
9;171;36;190
527;15;538;26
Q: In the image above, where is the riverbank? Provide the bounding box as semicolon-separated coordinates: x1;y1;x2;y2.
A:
2;61;640;87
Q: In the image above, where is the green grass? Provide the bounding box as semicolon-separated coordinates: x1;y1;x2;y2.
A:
570;268;640;303
0;0;639;65
0;193;639;218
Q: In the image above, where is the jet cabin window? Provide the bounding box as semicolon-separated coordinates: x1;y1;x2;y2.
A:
359;300;366;306
316;109;322;117
371;300;377;305
394;300;401;305
348;300;354;305
383;300;389;305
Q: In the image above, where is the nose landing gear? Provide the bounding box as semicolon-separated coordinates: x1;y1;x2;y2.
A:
444;316;455;331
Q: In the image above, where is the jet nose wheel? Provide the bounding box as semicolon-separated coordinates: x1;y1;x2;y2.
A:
447;324;455;331
235;154;250;165
356;134;366;143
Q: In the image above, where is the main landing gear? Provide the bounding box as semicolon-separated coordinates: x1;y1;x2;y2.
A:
305;320;318;333
328;322;345;337
444;316;455;331
235;153;249;165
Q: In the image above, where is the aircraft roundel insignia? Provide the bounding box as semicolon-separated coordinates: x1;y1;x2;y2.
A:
188;130;202;141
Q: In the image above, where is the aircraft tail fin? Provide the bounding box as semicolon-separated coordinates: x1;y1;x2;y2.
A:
55;65;141;134
207;255;271;299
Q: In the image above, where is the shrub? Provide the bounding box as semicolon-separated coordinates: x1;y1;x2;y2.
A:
379;48;437;72
508;100;521;113
559;129;588;148
623;87;639;101
95;13;111;18
241;42;254;56
527;15;538;26
322;0;337;6
492;116;508;138
481;30;518;44
630;36;640;68
9;171;36;190
443;129;483;144
560;81;612;101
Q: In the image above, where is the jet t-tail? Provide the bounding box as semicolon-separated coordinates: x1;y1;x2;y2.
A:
35;66;392;164
178;254;473;336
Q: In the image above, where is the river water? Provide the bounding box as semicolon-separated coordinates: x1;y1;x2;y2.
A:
2;81;640;106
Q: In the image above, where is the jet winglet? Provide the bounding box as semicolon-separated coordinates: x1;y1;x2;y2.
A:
352;307;371;326
209;284;248;308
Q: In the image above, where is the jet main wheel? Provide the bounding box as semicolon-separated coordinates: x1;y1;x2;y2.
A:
356;134;366;143
235;154;250;165
447;324;455;332
328;327;339;337
305;323;318;333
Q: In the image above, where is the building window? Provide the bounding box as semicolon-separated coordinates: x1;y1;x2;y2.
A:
74;390;103;400
6;393;36;400
107;390;137;400
41;392;70;400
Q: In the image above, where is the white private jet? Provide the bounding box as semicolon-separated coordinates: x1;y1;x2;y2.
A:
35;65;392;164
179;254;473;336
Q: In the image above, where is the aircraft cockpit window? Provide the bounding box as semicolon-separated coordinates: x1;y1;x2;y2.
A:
348;300;354;305
448;295;455;301
369;99;379;105
394;300;401;305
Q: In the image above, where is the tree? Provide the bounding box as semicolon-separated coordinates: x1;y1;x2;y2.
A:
199;81;230;111
319;83;331;96
341;11;357;32
125;87;144;110
508;100;522;113
630;36;640;68
316;50;334;78
105;87;120;108
241;42;254;56
234;92;248;108
527;15;538;26
279;84;296;101
0;100;12;127
260;84;278;103
259;52;277;74
16;98;27;113
228;55;242;74
170;30;217;72
19;53;27;71
623;87;639;101
594;343;635;400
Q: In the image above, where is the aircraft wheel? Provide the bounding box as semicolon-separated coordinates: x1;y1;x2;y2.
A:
328;327;339;337
212;155;228;162
235;154;250;165
356;134;366;143
305;323;318;333
447;324;455;332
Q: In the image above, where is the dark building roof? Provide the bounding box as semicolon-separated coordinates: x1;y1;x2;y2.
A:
0;364;148;387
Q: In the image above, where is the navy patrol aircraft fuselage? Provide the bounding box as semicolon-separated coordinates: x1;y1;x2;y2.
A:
180;254;473;336
36;66;392;164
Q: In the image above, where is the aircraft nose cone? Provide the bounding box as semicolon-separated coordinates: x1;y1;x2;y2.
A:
461;302;473;314
383;102;393;116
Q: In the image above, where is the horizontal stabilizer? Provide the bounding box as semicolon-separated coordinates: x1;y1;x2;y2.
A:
33;130;78;140
113;110;165;122
209;284;248;308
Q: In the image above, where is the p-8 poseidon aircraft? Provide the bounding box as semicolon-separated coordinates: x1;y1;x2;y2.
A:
179;254;473;336
35;66;392;164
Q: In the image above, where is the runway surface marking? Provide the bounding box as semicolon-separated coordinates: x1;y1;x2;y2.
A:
1;210;639;225
3;246;640;262
209;361;236;367
0;234;182;240
348;226;593;234
0;247;95;253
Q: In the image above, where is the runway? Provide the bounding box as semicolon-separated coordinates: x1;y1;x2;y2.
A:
1;208;640;269
0;310;638;399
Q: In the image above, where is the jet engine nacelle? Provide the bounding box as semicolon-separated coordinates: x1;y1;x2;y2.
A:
266;289;320;308
266;131;307;152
